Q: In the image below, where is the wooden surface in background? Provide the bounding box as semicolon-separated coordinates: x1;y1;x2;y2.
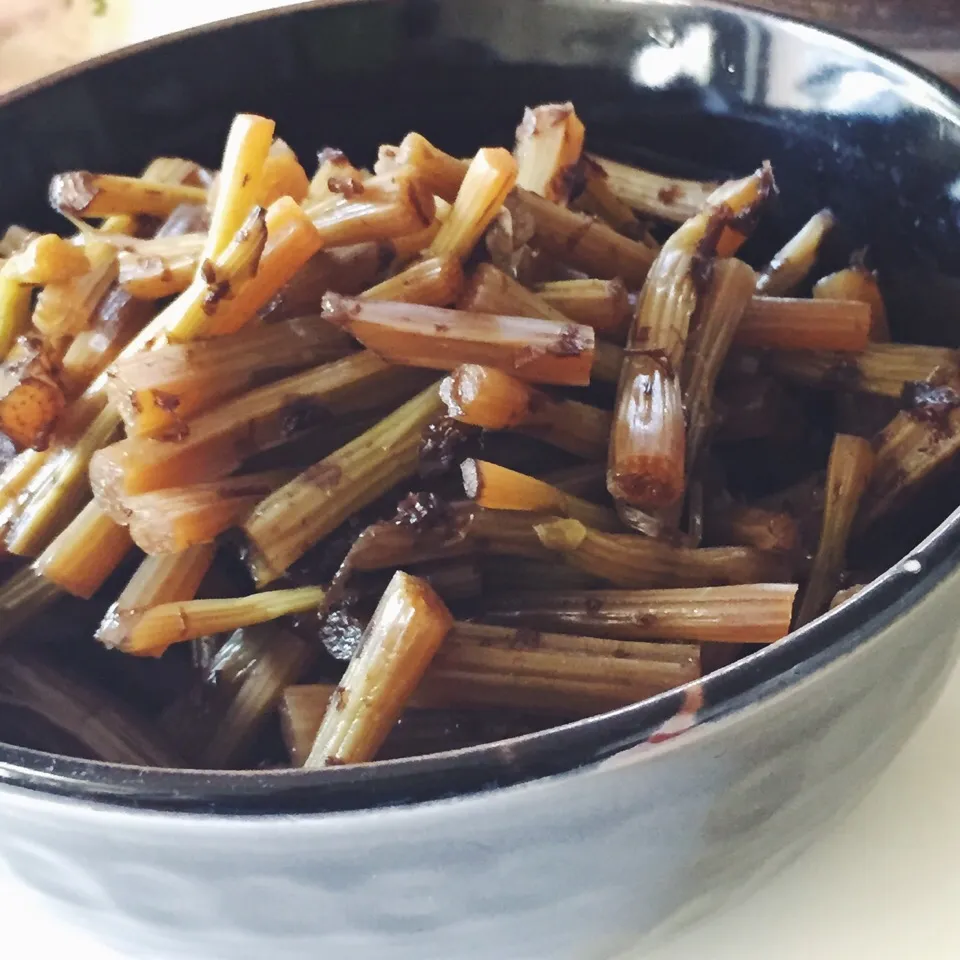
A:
748;0;960;86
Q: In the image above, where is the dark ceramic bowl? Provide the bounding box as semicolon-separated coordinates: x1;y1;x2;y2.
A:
1;2;960;958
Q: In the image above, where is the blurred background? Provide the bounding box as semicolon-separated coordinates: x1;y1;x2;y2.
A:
2;0;958;95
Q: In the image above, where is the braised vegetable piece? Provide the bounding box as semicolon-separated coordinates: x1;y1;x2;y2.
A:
321;294;595;386
796;435;874;625
483;583;796;644
535;278;632;340
0;102;953;774
756;209;834;296
585;155;719;222
513;102;585;204
304;571;453;767
106;314;355;436
243;384;446;585
49;172;208;220
735;297;871;351
440;363;610;458
462;458;620;531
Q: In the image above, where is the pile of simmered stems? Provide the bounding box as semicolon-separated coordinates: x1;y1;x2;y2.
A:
0;102;952;772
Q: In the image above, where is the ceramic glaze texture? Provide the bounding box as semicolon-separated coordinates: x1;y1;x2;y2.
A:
2;1;960;957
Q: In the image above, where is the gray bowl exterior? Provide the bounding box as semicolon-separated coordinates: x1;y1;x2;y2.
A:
1;561;957;960
2;0;960;956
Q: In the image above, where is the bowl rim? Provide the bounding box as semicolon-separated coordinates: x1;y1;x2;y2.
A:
1;0;960;814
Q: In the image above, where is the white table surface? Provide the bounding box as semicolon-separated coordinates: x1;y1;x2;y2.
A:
1;2;959;956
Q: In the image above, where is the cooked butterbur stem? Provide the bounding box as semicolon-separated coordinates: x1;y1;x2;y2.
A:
2;234;90;285
243;383;445;585
360;255;464;307
856;376;960;529
814;263;889;341
608;354;686;509
484;583;796;644
0;337;67;450
202;113;275;263
386;204;449;268
117;232;207;300
703;499;801;554
126;469;294;554
541;462;608;500
305;173;435;248
428;148;517;261
116;586;327;658
458;263;574;326
200;625;314;768
440;364;610;459
91;352;421;513
308;147;365;202
321;294;594;386
34;499;132;598
795;435;874;626
258;138;310;206
304;571;453;768
259;243;387;323
107;314;355;436
513;103;585;204
609;166;773;512
535;278;631;340
735;297;871;351
535;518;793;587
585;155;719;223
768;343;958;398
755;209;834;295
32;240;118;342
430;623;699;714
520;190;655;286
682;258;757;463
48;172;208;219
0;275;33;359
572;157;650;240
60;289;155;397
376;133;468;202
95;543;215;649
462;458;620;531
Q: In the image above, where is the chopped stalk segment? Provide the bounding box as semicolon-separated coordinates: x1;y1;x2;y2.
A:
814;263;890;341
2;234;90;285
360;255;464;307
92;351;422;514
534;518;794;588
768;343;958;398
703;500;801;554
304;571;453;768
49;172;207;219
375;134;467;202
429;148;518;261
461;458;620;531
116;586;326;658
95;543;216;650
535;278;631;340
484;583;797;644
107;314;355;436
586;155;719;223
513;103;585;204
755;209;834;296
322;294;594;386
243;384;446;585
736;297;871;351
35;500;132;598
440;364;610;459
796;435;874;625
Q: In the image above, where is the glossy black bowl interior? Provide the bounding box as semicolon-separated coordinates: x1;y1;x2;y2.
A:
2;0;960;813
